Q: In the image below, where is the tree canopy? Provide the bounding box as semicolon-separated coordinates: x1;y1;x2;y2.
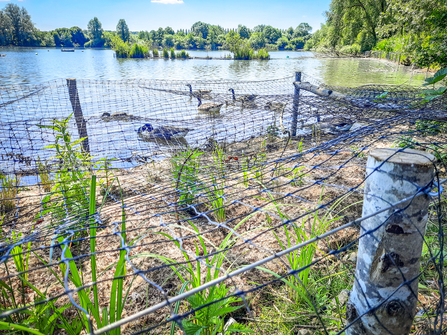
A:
116;19;130;42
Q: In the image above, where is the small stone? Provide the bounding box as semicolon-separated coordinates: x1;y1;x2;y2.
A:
297;329;312;335
337;289;350;306
348;252;358;263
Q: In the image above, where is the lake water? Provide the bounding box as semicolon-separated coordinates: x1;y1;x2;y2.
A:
0;47;428;87
0;47;430;179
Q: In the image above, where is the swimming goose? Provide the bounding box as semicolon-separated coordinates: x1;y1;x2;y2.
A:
136;123;191;140
228;88;257;103
265;101;286;113
101;112;140;122
316;117;354;134
186;84;212;98
197;97;224;113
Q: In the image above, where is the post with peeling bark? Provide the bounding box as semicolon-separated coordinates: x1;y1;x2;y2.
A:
346;148;435;335
290;71;301;137
66;78;90;153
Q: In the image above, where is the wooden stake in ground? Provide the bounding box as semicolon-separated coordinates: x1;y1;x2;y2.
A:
346;148;435;335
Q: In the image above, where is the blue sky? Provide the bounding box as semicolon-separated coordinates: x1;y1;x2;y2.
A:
0;0;331;32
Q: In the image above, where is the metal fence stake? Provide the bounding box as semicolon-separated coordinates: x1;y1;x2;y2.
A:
346;148;435;335
66;78;90;153
291;71;301;137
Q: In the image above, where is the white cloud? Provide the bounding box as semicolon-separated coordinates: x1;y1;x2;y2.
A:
151;0;183;3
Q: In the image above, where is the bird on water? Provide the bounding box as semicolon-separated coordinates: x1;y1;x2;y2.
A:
197;96;224;113
136;123;191;140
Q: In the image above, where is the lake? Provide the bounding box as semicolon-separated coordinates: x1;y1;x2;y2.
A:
0;48;428;87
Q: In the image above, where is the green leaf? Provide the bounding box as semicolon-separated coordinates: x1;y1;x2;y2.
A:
226;323;255;333
0;321;46;335
423;68;447;86
182;320;206;335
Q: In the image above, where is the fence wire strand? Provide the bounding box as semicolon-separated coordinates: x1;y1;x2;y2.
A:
0;73;446;335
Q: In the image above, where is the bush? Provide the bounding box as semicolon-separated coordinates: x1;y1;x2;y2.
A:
176;49;189;59
152;48;159;57
163;47;169;58
170;47;176;59
129;43;148;58
339;43;362;55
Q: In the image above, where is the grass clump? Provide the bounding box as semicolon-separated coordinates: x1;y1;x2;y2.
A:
170;47;176;59
233;43;270;60
129;43;149;58
146;219;253;334
163;47;169;59
176;49;190;59
152;48;159;57
37;114;93;224
0;172;20;214
37;158;52;192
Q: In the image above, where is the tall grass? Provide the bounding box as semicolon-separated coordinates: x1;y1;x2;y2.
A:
0;172;20;213
163;48;169;58
138;219;253;334
37;158;52;192
233;43;270;60
129;44;149;58
170;47;176;59
152;48;159;57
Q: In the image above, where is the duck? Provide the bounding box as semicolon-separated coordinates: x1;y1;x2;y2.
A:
136;123;191;140
315;116;354;134
197;97;224;113
186;84;212;99
265;101;287;113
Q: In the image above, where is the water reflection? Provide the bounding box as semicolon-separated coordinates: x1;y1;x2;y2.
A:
0;47;428;87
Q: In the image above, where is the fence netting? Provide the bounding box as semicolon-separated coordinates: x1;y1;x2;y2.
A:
0;73;446;335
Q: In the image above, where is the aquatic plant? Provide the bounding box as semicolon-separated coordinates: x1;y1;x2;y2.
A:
129;43;148;58
170;47;176;59
163;48;169;58
152;48;159;57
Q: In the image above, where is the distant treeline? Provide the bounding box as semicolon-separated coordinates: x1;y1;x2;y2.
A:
304;0;447;67
0;3;312;51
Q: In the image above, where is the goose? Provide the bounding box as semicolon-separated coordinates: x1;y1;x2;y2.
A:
228;88;257;103
197;97;224;113
265;101;287;113
315;116;354;134
186;84;212;98
136;123;191;140
101;112;140;122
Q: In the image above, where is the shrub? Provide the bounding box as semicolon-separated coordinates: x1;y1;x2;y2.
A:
152;48;159;57
163;47;169;58
176;49;189;59
129;43;148;58
170;47;176;59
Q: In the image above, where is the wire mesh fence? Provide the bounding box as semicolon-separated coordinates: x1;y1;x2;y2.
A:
0;73;446;335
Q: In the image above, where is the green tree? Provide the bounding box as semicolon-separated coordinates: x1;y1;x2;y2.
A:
191;21;209;39
238;24;251;39
3;4;35;45
264;25;281;43
0;10;12;46
226;30;242;51
294;22;312;37
116;19;130;42
253;24;266;33
70;26;88;46
164;26;175;35
87;17;104;47
248;32;265;49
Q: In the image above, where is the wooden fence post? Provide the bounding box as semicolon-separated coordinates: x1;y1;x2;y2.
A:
291;71;301;137
346;148;435;335
66;78;90;153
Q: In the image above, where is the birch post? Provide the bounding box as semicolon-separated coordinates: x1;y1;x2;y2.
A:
346;148;435;335
66;78;90;153
290;71;301;137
